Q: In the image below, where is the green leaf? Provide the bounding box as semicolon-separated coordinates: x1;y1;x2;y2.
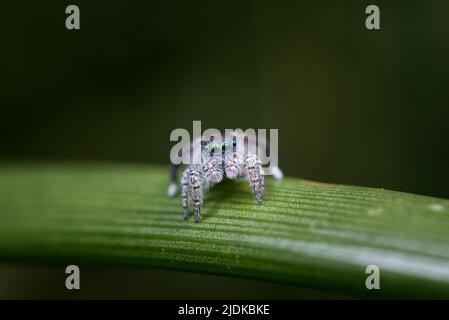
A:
0;163;448;298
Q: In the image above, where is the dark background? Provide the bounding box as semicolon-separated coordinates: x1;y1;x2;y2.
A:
1;0;448;198
0;0;448;298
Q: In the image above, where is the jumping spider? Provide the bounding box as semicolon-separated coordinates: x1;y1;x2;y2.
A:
168;133;283;223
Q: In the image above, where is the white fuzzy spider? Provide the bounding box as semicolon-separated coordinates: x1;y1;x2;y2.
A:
168;133;283;223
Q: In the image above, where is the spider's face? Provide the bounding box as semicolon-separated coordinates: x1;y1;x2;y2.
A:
201;140;230;156
201;136;241;181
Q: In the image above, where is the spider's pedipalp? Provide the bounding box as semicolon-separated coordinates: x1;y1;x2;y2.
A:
224;154;242;179
204;157;223;185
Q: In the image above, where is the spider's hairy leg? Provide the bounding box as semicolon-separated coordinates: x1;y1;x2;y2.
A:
259;168;265;199
246;155;264;204
190;168;204;223
181;168;190;220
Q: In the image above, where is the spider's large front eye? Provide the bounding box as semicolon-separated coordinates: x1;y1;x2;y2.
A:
210;143;220;153
221;142;230;152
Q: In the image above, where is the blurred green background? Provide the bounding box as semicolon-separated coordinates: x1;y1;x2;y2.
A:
0;0;448;298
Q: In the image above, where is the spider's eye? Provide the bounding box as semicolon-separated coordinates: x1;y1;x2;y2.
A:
221;142;229;151
210;143;220;153
232;140;237;147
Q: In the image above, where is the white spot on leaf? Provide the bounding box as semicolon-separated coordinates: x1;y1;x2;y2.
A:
367;208;383;216
429;203;444;212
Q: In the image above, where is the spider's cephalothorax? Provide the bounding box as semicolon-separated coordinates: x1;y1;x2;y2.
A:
168;134;283;223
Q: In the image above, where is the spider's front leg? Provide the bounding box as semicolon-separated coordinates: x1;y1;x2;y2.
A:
181;168;190;220
245;155;265;204
189;168;204;223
